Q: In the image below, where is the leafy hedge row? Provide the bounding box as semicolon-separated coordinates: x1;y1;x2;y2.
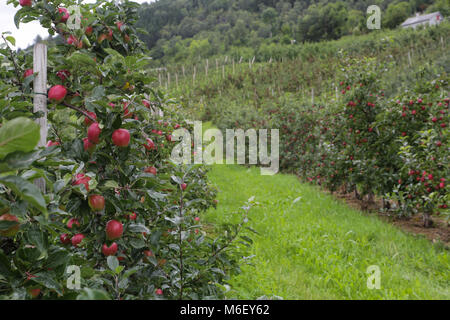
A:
210;57;449;226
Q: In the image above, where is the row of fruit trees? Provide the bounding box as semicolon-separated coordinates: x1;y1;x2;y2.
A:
0;0;254;299
272;56;449;226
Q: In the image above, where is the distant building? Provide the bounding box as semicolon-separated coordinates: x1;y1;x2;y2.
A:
401;12;444;29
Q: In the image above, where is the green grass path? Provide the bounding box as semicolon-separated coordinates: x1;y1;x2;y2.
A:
204;165;449;300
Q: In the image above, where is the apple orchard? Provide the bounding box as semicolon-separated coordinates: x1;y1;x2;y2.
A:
0;0;253;300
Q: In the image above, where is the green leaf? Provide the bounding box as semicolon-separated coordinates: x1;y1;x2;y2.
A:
0;117;40;160
33;272;63;295
129;238;146;249
0;175;47;216
5;36;15;46
107;256;119;271
103;180;119;189
128;224;150;233
76;288;111;300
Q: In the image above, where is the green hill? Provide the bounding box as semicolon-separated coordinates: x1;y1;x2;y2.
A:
136;0;449;65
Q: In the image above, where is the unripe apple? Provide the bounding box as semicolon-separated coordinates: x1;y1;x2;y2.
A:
102;242;118;256
144;166;157;175
60;233;71;244
87;123;101;144
106;220;123;240
88;195;105;211
23;69;33;78
71;233;85;247
84;111;97;126
58;7;70;23
0;214;20;237
83;138;95;152
112;129;130;147
48;85;67;103
19;0;32;7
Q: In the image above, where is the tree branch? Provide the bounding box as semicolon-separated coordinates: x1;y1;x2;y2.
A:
63;102;97;122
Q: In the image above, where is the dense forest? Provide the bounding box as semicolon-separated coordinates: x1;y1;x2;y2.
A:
136;0;449;65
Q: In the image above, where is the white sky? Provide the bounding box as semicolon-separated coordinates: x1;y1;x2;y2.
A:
0;0;153;49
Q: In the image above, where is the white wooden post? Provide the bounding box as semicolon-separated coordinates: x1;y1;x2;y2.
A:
33;43;47;192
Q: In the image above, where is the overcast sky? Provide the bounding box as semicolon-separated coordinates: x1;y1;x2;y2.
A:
0;0;153;49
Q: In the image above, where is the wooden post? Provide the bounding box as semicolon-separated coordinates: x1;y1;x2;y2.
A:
158;72;161;87
33;43;47;192
205;59;208;77
311;88;314;105
193;65;196;85
175;73;178;88
232;59;235;74
222;65;225;79
407;50;412;66
167;72;170;88
182;65;185;77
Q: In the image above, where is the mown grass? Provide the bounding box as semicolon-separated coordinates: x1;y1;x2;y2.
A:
204;164;450;300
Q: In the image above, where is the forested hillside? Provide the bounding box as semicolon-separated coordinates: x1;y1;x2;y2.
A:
136;0;449;65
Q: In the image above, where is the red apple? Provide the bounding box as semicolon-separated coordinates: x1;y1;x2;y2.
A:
48;85;67;103
23;69;33;78
71;233;85;247
60;233;71;244
56;69;70;81
102;242;118;256
122;102;131;118
67;218;80;229
19;0;32;7
84;111;97;126
85;26;93;36
46;140;60;147
112;129;130;147
88;195;105;211
116;21;124;30
88;122;101;144
73;173;91;191
180;183;187;191
142;99;150;108
83;138;95;152
155;289;163;295
106;220;123;240
143;138;155;150
0;214;19;237
28;288;41;298
58;7;70;23
144;166;157;175
126;212;137;220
